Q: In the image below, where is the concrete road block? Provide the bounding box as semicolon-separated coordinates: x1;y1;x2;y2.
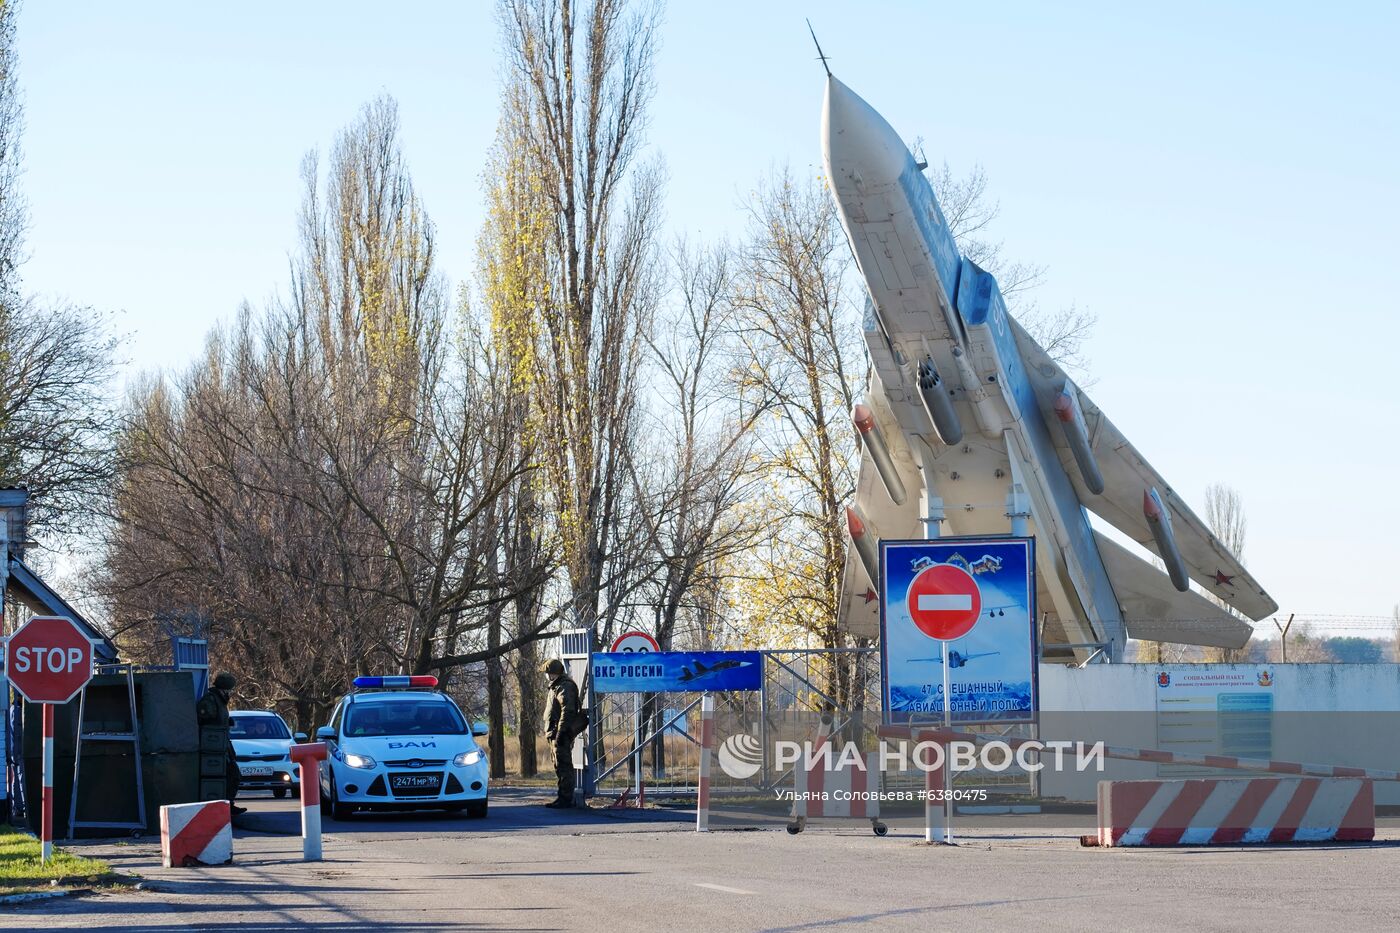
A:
1098;777;1373;847
161;800;233;867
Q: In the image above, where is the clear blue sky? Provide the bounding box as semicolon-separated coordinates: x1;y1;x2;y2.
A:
14;2;1400;627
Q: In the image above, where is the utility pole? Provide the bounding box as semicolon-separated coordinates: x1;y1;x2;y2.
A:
1273;613;1295;663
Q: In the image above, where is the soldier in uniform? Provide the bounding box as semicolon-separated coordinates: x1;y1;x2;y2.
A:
196;672;246;816
541;659;581;808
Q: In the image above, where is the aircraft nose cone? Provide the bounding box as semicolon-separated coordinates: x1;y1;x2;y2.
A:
822;77;909;190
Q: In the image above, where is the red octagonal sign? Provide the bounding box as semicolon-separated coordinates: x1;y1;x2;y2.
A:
907;564;982;642
5;615;95;704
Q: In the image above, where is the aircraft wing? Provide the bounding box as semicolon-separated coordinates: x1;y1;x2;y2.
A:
1013;320;1278;622
838;402;924;640
837;540;880;639
1096;532;1254;648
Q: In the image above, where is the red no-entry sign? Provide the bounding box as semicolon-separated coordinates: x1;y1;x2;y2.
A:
906;564;982;641
5;615;96;704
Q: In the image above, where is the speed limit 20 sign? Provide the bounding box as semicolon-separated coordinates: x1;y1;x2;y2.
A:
609;630;660;653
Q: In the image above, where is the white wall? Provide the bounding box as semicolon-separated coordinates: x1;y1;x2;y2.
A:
1040;662;1400;712
1034;663;1400;802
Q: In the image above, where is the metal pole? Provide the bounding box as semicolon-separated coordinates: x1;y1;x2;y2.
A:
941;653;953;845
696;694;714;832
41;703;54;863
301;760;323;860
632;692;642;800
1006;484;1030;537
758;654;769;790
919;439;944;539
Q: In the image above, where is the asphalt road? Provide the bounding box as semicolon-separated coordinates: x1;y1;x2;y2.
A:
7;788;1400;932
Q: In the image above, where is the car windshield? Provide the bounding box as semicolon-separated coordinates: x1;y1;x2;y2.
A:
230;715;290;740
344;700;466;737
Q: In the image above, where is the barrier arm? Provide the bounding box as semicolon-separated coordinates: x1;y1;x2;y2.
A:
876;724;1400;782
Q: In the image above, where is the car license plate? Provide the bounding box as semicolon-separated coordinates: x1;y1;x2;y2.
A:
240;765;273;777
389;773;442;792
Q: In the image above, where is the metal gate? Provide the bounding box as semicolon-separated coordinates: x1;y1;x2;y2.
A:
588;648;879;800
586;646;1036;805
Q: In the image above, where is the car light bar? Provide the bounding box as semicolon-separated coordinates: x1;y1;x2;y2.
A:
352;675;439;688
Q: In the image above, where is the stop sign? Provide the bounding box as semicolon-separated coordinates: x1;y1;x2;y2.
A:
906;564;982;641
4;615;96;703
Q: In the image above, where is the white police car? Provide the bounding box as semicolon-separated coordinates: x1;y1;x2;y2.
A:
316;676;489;820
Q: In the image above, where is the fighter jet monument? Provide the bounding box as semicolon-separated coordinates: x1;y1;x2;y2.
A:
824;76;1276;662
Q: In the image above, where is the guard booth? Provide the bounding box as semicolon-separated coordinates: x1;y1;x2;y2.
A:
20;669;200;837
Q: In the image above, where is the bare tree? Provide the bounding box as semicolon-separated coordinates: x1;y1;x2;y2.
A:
639;239;767;651
732;169;865;699
1204;483;1247;560
1200;482;1250;662
1278;622;1333;663
0;306;120;545
1393;604;1400;663
498;0;665;646
0;0;22;301
0;2;119;549
106;99;547;729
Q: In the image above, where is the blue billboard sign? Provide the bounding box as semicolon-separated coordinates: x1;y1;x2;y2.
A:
880;537;1038;724
591;651;763;693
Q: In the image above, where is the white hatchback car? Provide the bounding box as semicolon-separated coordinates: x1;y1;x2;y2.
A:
316;676;489;819
229;710;306;798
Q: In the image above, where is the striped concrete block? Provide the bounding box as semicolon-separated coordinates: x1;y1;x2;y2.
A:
1097;777;1373;847
795;752;882;820
160;800;233;867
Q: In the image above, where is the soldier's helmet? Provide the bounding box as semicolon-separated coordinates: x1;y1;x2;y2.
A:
540;659;565;678
213;672;237;690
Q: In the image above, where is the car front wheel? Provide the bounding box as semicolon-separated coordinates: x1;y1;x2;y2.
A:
273;787;288;799
324;768;355;820
466;799;488;819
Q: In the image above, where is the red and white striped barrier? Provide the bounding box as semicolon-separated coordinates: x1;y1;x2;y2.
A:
696;695;714;833
160;800;232;867
793;751;883;820
1097;777;1374;847
289;742;328;860
41;705;54;863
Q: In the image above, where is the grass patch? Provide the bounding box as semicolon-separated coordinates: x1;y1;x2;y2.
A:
0;828;115;894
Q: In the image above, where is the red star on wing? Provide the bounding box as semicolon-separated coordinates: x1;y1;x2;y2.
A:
1213;571;1235;587
862;588;878;605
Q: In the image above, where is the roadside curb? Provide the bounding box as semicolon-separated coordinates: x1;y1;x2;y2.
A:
0;886;98;907
0;871;140;908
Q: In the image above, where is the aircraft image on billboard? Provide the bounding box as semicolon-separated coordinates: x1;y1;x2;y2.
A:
909;650;1001;670
677;659;754;684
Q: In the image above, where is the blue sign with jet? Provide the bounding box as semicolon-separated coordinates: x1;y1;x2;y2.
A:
591;651;763;693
